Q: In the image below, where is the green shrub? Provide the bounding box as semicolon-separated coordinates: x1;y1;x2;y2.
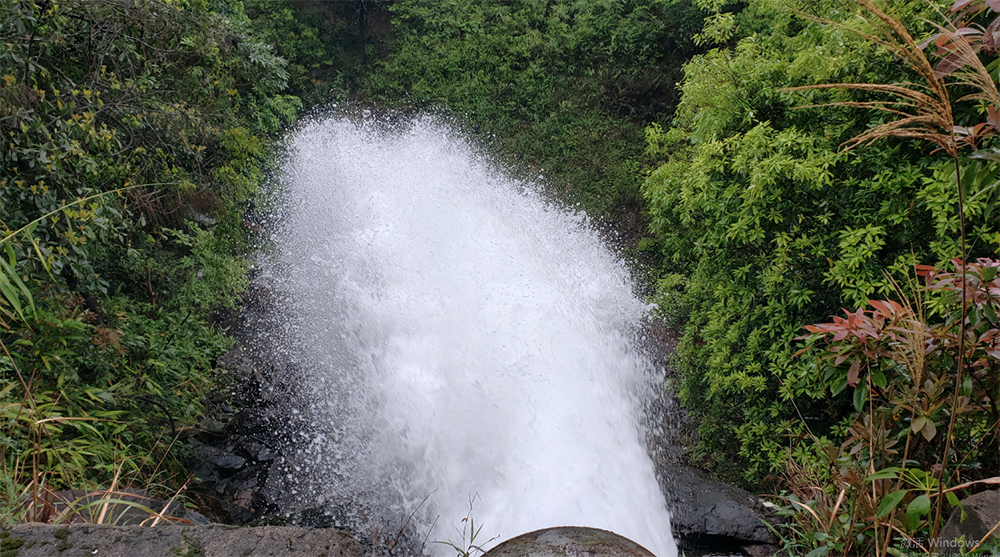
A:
363;0;705;229
0;0;295;512
642;0;1000;486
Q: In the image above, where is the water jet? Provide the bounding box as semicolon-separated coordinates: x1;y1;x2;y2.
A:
255;116;677;557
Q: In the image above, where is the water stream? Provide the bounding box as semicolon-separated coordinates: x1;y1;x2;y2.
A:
258;116;677;557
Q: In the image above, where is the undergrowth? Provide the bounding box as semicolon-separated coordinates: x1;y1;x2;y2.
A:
0;0;295;521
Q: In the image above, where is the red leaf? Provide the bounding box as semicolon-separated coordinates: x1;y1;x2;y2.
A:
847;359;861;386
988;106;1000;130
985;14;1000;42
953;0;977;12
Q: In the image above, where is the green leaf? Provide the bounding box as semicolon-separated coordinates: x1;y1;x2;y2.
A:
946;491;960;508
981;265;998;282
871;368;887;390
804;546;830;557
853;384;866;413
906;493;931;528
907;493;931;516
0;269;25;320
877;490;908;518
866;467;902;482
984;304;998;326
970;308;982;328
911;416;927;434
830;374;848;396
0;254;33;318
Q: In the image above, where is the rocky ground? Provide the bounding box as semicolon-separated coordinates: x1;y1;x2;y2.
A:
0;523;363;557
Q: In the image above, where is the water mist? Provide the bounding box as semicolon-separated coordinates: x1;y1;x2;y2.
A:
256;116;677;557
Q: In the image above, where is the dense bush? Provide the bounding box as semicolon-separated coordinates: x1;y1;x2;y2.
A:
243;0;380;106
0;0;297;514
363;0;706;234
642;0;1000;485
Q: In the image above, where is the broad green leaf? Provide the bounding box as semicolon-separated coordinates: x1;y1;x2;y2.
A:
911;416;927;434
920;419;937;442
853;384;866;412
876;490;908;518
981;266;998;282
871;368;887;390
907;493;931;516
906;493;931;528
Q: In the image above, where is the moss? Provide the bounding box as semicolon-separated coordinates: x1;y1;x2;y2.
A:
172;533;205;557
0;534;25;557
52;527;71;552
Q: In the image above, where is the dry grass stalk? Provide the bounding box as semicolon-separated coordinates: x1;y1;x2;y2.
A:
885;271;929;387
784;0;957;155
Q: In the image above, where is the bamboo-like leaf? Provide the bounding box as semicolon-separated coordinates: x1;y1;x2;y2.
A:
866;467;902;481
0;244;34;320
946;491;961;508
0;259;28;322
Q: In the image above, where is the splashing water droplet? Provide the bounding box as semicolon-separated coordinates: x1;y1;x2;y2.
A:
259;116;677;557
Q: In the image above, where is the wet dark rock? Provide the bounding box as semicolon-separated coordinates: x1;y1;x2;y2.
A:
186;285;308;526
640;320;782;556
659;463;780;555
2;523;363;557
936;489;1000;553
195;441;247;470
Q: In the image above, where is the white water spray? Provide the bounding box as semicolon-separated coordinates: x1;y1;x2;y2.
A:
261;117;677;557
